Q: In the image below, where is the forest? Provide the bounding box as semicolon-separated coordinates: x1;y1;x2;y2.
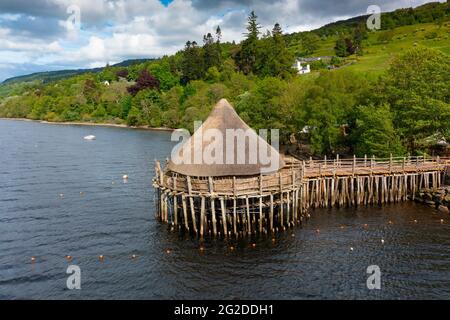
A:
0;2;449;158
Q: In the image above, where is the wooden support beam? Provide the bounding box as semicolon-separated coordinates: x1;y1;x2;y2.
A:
200;196;205;238
220;198;228;238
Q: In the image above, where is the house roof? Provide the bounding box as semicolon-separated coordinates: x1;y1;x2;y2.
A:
167;99;285;177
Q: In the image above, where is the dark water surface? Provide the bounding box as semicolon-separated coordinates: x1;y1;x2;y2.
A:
0;119;449;300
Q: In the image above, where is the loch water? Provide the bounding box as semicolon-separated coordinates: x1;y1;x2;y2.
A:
0;119;449;299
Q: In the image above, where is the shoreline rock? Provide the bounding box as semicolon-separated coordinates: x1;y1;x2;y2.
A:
412;186;450;213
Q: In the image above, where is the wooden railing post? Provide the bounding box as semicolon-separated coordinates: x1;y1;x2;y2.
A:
352;155;356;176
364;154;367;167
302;160;305;180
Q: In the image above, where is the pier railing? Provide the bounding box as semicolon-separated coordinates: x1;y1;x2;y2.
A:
155;156;448;198
288;155;449;178
154;155;449;237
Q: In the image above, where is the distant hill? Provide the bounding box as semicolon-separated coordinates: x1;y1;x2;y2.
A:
312;1;448;36
2;59;154;85
2;1;448;86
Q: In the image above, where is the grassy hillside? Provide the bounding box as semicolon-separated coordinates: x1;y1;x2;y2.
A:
347;22;450;75
2;59;154;85
0;3;448;158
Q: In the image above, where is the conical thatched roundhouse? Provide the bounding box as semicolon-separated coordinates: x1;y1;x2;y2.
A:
153;99;306;238
153;99;448;238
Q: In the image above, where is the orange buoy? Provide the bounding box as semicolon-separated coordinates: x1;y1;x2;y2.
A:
98;255;104;261
440;219;444;224
65;255;72;261
31;256;36;263
251;243;256;248
363;224;368;228
131;254;137;260
413;219;418;223
166;249;171;254
316;229;320;234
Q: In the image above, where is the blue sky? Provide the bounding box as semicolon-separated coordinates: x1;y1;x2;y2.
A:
0;0;442;82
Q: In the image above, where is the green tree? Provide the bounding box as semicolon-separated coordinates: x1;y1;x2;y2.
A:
236;11;261;74
255;23;294;78
352;104;404;157
181;41;204;83
149;61;180;91
352;23;367;54
203;32;221;72
334;37;348;57
126;106;141;126
380;47;450;152
300;32;320;56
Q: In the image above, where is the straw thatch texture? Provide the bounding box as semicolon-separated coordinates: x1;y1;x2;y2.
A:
167;99;285;177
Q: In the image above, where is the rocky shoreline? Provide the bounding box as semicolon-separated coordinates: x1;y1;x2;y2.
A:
412;186;450;214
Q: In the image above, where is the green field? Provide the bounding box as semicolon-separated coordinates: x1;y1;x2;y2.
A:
301;22;450;78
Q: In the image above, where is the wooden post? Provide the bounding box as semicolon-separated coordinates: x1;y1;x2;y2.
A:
220;198;227;238
173;192;178;226
233;198;237;237
211;198;217;237
270;194;274;233
286;191;291;227
200;196;205;238
352;156;356;176
187;176;197;235
389;153;393;173
246;196;251;236
331;176;335;207
233;176;237;238
173;179;178;226
182;195;189;231
259;174;263;233
259;196;263;233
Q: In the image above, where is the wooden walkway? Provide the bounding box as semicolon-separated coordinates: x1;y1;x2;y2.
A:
154;155;449;238
288;155;449;178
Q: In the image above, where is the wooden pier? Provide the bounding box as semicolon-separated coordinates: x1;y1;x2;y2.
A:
154;155;449;239
152;99;449;239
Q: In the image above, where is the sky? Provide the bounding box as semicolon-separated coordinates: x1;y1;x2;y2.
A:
0;0;443;81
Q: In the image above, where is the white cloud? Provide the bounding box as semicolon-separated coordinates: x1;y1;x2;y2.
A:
0;0;445;81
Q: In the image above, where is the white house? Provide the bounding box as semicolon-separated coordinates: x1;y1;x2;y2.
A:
294;60;311;75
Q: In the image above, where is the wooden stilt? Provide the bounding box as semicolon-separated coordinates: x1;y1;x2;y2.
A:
182;195;189;232
220;198;227;238
233;198;237;237
200;196;205;238
246;196;251;236
211;198;217;237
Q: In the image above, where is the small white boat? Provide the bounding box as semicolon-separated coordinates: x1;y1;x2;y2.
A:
83;135;96;140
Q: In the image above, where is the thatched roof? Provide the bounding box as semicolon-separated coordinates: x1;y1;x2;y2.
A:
167;99;285;177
